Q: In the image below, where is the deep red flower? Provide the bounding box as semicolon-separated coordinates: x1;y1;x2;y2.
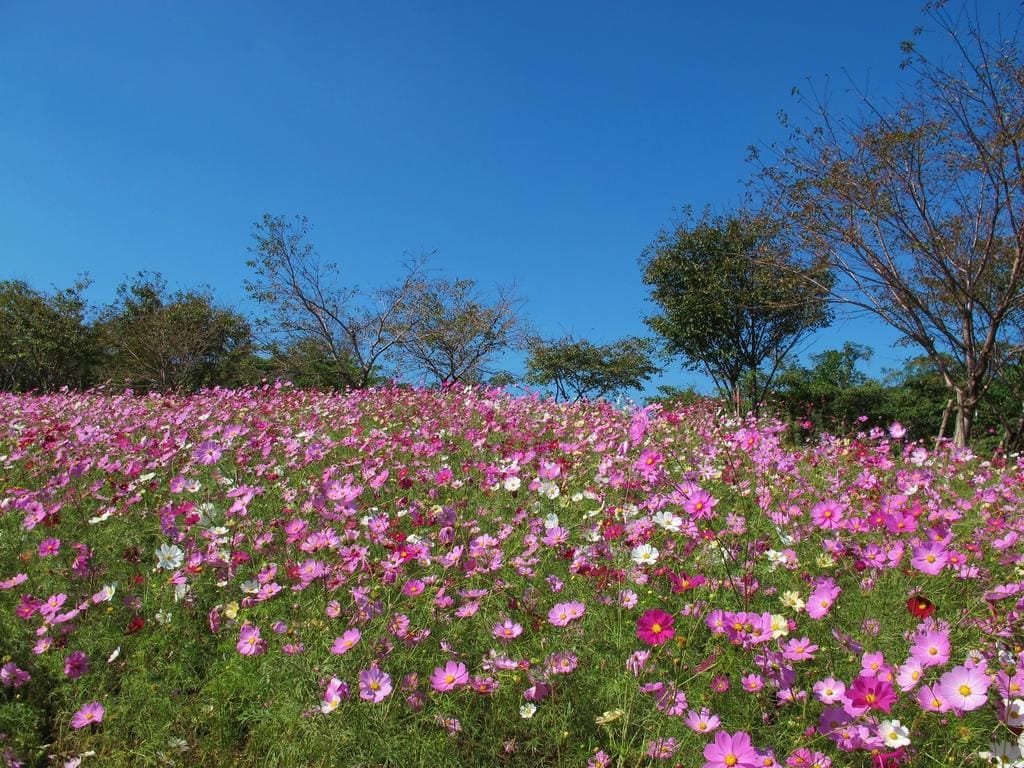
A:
126;616;145;634
906;595;935;619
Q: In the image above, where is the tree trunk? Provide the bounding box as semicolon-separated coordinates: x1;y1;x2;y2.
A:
952;388;977;448
936;398;953;447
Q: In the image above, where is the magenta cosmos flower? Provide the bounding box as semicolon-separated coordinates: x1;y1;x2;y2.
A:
548;601;586;627
70;701;104;729
358;664;392;703
636;609;675;646
845;674;897;715
702;730;760;768
430;660;469;692
938;665;990;711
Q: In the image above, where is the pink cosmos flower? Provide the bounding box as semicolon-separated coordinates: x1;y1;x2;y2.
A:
938;665;990;711
812;678;846;705
806;582;840;620
703;730;760;768
782;637;818;661
331;628;361;655
908;630;950;668
236;624;265;656
193;441;222;465
547;601;585;627
0;662;30;688
741;674;764;693
430;661;469;692
358;664;392;702
810;500;845;530
70;701;104;729
896;659;923;692
685;707;721;733
636;609;675;646
321;677;349;713
916;683;951;712
40;593;67;619
909;540;948;575
492;619;523;641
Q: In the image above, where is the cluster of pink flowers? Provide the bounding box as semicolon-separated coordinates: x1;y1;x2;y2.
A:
0;386;1020;765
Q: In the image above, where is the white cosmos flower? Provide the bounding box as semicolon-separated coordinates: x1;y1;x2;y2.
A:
107;646;121;663
539;481;560;500
630;544;659;566
978;739;1023;767
155;544;184;570
652;510;682;532
519;703;537;719
1005;698;1024;729
503;476;521;492
544;513;560;529
878;719;910;748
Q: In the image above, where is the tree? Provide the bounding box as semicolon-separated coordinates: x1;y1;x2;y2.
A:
246;214;427;389
258;335;376;390
773;343;887;436
391;277;525;385
524;335;660;402
98;272;254;392
0;278;98;392
641;208;833;413
761;4;1024;446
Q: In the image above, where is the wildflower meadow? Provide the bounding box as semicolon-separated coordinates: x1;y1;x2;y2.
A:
0;384;1022;767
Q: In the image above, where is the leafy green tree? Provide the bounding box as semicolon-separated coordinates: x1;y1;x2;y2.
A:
524;336;660;402
762;5;1024;445
258;336;377;390
641;208;832;414
0;278;98;392
391;278;525;385
98;272;254;392
773;344;889;437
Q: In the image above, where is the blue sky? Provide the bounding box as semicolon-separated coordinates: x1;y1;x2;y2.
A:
2;1;1017;394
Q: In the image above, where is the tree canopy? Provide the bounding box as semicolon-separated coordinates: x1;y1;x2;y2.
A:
762;4;1024;445
641;209;832;413
525;335;660;402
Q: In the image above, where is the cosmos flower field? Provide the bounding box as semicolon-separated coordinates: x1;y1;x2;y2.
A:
0;385;1022;767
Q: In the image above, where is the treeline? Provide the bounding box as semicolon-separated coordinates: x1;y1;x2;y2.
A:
0;215;659;401
8;5;1024;453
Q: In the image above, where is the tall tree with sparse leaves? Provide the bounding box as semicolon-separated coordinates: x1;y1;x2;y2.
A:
760;3;1024;446
246;214;427;388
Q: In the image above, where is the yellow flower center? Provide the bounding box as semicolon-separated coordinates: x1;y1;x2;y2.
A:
725;756;738;767
958;684;972;696
651;623;662;634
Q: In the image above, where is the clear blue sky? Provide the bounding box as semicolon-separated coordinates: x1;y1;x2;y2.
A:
2;1;1017;394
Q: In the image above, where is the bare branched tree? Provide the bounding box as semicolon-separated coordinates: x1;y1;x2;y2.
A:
390;277;525;385
760;4;1024;445
246;214;428;388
